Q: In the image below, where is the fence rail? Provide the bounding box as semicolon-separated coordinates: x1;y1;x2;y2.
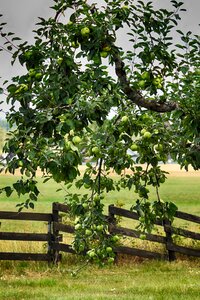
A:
0;202;199;263
108;205;200;261
0;232;51;241
0;211;52;221
0;253;52;261
175;211;200;223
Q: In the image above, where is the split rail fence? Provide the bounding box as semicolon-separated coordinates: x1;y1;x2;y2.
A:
0;202;199;263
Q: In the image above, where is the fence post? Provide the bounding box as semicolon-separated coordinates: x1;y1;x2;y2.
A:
163;219;176;261
52;202;61;264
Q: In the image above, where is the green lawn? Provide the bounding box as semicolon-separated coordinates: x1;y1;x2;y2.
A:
0;259;199;300
0;173;200;300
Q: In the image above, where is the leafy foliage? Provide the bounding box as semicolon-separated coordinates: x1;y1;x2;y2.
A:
0;0;199;264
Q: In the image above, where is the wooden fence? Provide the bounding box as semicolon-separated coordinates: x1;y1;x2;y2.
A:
0;210;61;262
108;205;200;261
0;202;199;263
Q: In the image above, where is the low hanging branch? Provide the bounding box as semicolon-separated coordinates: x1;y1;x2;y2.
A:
113;54;178;113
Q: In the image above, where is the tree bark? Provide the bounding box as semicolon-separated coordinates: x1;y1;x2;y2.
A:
113;54;178;113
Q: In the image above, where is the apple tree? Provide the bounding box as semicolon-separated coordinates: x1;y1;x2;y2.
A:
0;0;199;263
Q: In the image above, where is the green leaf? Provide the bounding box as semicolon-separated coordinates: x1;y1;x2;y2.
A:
29;202;35;209
4;186;13;197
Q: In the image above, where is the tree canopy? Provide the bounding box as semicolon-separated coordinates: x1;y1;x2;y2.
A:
0;0;199;263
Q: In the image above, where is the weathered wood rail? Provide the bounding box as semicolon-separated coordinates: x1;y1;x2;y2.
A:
0;202;199;263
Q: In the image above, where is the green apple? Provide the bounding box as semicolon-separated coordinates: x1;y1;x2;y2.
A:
81;27;90;37
28;68;36;77
82;203;88;209
91;224;97;230
94;194;100;202
153;76;163;89
141;71;150;80
18;160;23;167
91;146;100;155
139;216;145;222
111;235;120;242
96;224;104;231
195;68;200;75
106;246;113;253
143;131;152;138
78;243;85;252
21;84;29;91
138;80;146;88
24;51;32;59
15;84;29;93
121;115;129;123
72;136;82;145
130;143;138;151
153;129;159;135
35;72;43;80
141;128;147;135
100;51;108;58
85;229;92;236
87;250;95;258
154;144;163;151
74;223;81;230
139;234;146;240
57;57;63;65
59;115;66;123
108;257;115;263
65;141;72;150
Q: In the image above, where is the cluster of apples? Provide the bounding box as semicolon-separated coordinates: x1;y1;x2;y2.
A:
64;129;82;151
67;20;113;59
28;68;43;81
138;71;163;90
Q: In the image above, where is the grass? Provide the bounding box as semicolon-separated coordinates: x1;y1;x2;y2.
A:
0;173;200;213
0;259;200;300
0;172;200;299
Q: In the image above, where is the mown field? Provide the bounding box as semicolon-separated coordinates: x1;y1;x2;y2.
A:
0;165;200;300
